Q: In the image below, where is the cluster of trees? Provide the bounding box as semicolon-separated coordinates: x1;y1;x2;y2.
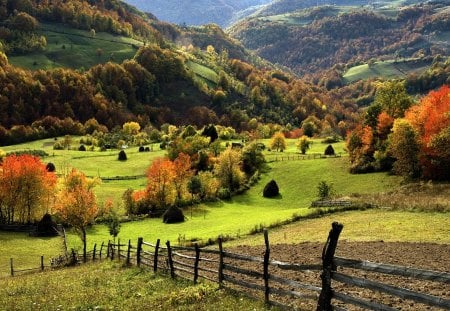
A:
0;152;103;261
230;5;449;75
347;83;450;180
0;0;160;42
125;126;265;218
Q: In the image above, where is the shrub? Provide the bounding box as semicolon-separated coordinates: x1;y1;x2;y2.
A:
324;144;335;156
53;141;64;150
317;181;334;200
217;187;231;200
263;179;279;198
322;136;340;144
46;162;56;172
118;150;127;161
163;206;185;224
78;144;86;151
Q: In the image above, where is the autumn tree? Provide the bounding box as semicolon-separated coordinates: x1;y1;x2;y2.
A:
122;121;141;135
405;85;450;179
214;147;245;192
374;81;412;118
297;135;311;154
270;132;287;152
145;158;175;210
0;154;56;224
388;119;420;179
172;153;193;204
55;169;99;262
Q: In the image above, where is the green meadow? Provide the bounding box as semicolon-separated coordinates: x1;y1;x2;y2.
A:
9;23;144;71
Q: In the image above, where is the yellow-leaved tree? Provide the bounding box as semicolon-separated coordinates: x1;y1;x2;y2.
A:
55;169;99;262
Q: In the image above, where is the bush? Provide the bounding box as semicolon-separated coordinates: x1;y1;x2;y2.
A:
317;181;334;200
263;179;279;198
324;145;335;156
46;162;56;172
217;187;231;200
118;150;127;161
163;206;185;224
79;144;86;151
53;141;64;150
321;136;340;144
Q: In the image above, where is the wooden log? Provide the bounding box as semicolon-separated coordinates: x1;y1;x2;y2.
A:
269;274;321;292
332;272;450;309
198;256;219;263
218;237;224;288
41;255;44;271
223;274;265;291
126;240;131;265
268;260;322;271
317;222;344;311
166;241;175;279
263;229;270;304
334;257;450;283
196;248;221;255
223;251;264;263
99;242;104;259
154;239;160;272
10;258;13;276
194;244;200;285
197;266;218;274
172;259;194;270
173;252;196;260
332;291;397;311
136;237;143;267
223;263;264;279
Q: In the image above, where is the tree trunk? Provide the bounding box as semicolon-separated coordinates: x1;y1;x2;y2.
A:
82;227;87;263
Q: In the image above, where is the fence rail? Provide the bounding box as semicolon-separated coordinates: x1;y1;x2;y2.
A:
6;223;450;310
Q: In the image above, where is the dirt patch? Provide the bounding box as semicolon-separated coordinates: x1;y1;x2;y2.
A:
227;242;450;310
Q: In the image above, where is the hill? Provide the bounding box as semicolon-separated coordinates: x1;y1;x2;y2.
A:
228;1;450;75
123;0;272;27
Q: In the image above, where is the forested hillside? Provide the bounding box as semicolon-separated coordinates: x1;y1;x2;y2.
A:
123;0;272;27
0;0;367;146
229;2;450;75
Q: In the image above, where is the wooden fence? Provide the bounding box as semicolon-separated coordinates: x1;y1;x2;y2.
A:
266;153;342;163
6;223;450;310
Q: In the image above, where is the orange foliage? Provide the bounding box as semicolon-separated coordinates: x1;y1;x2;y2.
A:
145;157;175;208
376;111;394;140
172;153;193;202
0;154;56;224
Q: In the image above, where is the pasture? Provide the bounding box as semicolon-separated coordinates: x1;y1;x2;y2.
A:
8;23;144;71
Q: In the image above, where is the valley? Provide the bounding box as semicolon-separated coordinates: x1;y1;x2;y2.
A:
0;0;449;309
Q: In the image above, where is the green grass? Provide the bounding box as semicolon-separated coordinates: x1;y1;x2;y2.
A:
186;60;219;85
343;58;432;83
65;156;403;251
9;23;143;70
224;209;450;247
0;232;63;278
0;261;270;310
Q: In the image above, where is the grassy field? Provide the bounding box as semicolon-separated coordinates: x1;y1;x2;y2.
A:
0;261;270;310
186;60;219;85
343;58;432;83
9;23;143;71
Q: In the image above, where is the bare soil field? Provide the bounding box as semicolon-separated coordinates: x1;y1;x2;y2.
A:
228;242;450;310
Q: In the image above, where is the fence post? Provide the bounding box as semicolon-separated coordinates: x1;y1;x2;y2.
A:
194;243;200;284
117;238;121;261
93;243;97;261
106;240;111;258
10;258;14;276
316;222;344;311
126;239;131;265
263;229;270;305
218;236;224;288
41;255;44;271
136;237;143;267
153;239;160;272
166;241;175;279
99;242;104;259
